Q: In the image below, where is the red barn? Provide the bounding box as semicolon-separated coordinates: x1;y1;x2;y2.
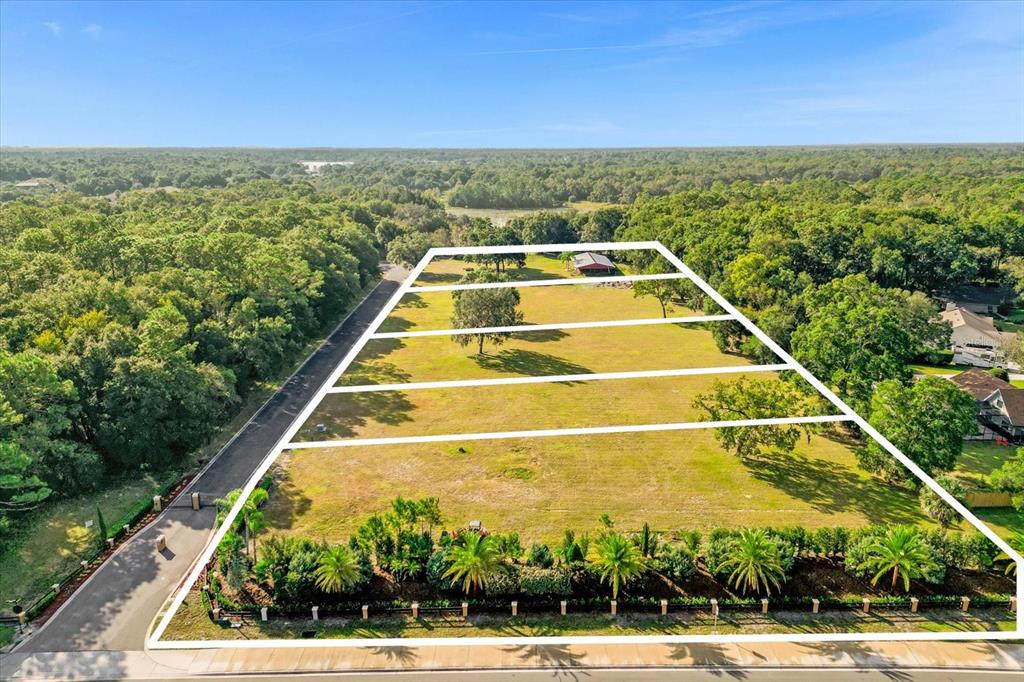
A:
572;251;616;274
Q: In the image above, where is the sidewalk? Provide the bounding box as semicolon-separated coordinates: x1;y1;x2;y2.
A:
2;641;1021;679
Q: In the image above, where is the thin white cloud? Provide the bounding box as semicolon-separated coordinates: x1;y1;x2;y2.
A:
82;23;103;37
43;22;61;36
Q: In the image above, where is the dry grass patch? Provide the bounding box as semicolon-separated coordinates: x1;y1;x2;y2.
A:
267;429;934;544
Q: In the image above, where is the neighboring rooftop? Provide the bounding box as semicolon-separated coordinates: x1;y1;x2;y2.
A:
950;368;1012;400
941;303;1001;335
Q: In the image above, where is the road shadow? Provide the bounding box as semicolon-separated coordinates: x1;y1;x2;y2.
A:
363;644;419;666
474;349;592;377
797;640;911;681
666;643;747;678
501;623;590;680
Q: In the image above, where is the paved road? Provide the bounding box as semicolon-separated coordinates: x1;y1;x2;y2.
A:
17;266;406;653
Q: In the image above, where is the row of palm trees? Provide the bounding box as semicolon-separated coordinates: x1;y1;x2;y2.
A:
432;525;1013;600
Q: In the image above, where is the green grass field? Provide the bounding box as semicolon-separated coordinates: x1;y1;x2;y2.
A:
378;284;705;333
341;322;759;387
952;442;1022;539
269;428;933;544
954;441;1018;489
300;371;802;442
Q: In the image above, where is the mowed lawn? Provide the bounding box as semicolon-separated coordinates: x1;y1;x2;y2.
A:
414;253;647;285
378;283;709;333
298;371;805;442
952;441;1022;539
340;322;760;386
953;441;1018;490
266;429;934;544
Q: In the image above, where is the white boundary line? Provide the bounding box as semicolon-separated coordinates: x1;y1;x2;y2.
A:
370;314;733;339
410;272;691;293
286;415;849;450
149;240;1022;649
328;364;794;393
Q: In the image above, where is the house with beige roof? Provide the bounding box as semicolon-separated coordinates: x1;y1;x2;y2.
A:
940;303;1016;368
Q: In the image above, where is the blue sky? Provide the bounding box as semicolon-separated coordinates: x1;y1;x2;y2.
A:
1;1;1021;146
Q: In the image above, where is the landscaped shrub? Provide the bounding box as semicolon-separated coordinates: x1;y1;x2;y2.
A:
923;529;999;571
519;566;573;596
490;532;524;561
425;548;452;589
846;527;945;587
486;566;520;595
771;526;812;554
655;543;697;582
556;529;589;566
703;529;734;579
919;475;968;527
811;527;849;556
675;530;701;553
527;542;554;568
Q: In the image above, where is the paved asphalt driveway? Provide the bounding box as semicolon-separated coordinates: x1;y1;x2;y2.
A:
18;266;406;653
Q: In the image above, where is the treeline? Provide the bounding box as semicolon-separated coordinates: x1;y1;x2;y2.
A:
5;146;1022;208
0;182;389;539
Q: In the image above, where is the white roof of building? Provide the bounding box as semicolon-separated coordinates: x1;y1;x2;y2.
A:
573;252;615;269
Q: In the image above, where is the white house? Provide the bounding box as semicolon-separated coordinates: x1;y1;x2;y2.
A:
940;303;1016;368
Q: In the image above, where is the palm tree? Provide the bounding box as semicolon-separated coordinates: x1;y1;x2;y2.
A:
315;545;362;594
215;487;268;557
719;529;787;596
994;531;1023;577
857;526;939;592
589;532;644;600
444;532;501;594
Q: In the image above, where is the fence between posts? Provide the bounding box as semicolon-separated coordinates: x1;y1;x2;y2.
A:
13;472;189;623
208;593;1017;626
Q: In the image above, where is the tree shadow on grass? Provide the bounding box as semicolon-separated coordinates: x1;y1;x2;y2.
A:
264;461;312;531
511;328;570;343
338;361;412;387
745;450;923;526
351;338;404;361
375;316;415;334
474;349;592;377
301;391;415;440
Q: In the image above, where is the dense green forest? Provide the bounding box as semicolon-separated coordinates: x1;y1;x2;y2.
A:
2;145;1023;543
